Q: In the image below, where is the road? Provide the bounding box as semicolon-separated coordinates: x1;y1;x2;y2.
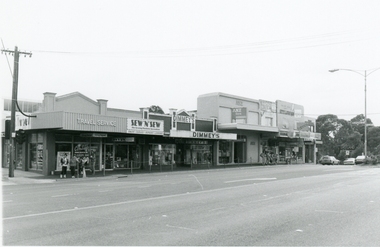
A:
3;164;380;246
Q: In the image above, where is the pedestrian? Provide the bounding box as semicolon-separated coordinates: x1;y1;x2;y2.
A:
60;153;69;178
70;156;77;178
260;151;267;165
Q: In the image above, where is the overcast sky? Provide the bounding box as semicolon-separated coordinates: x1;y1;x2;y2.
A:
1;0;380;126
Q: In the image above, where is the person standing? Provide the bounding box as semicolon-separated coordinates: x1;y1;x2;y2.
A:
260;150;267;166
70;156;77;178
60;153;69;178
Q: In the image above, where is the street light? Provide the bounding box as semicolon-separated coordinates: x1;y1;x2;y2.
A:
329;67;380;161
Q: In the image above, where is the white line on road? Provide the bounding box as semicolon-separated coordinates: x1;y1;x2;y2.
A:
166;224;196;231
51;194;71;198
189;174;204;190
315;209;344;214
224;178;277;183
3;182;274;221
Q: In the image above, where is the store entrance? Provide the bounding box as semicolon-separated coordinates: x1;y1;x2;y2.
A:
104;144;140;170
104;144;114;169
114;144;139;169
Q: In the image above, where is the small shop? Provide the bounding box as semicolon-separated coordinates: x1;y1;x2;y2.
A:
170;130;236;167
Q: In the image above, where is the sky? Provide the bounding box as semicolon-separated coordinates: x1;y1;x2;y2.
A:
1;0;380;126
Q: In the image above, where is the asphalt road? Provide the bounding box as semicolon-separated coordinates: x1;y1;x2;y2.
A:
3;164;380;246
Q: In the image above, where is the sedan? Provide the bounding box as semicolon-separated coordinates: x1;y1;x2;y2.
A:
320;156;340;165
343;158;356;165
355;155;366;164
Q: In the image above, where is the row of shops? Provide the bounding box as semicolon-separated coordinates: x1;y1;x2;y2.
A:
1;92;321;176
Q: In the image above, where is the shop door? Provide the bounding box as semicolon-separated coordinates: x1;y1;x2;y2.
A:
104;144;114;169
128;145;140;169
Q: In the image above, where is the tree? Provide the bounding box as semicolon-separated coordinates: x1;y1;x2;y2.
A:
367;126;380;155
316;114;341;156
316;113;379;160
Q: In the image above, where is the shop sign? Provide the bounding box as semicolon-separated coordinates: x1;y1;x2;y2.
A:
175;139;209;145
170;130;237;140
193;132;220;139
113;137;135;142
297;132;322;140
297;120;314;131
80;133;108;138
127;118;164;135
232;108;247;117
16;115;31;130
77;118;116;127
312;132;321;140
299;131;310;138
174;115;194;123
279;131;288;137
260;100;276;113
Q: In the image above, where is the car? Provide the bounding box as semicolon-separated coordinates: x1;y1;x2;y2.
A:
320;156;340;165
355;155;366;164
355;155;378;165
343;158;356;165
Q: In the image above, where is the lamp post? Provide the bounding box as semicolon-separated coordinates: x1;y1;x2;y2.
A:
329;67;380;161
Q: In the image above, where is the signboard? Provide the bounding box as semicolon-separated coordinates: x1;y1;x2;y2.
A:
277;100;304;131
127;119;164;135
16;115;31;130
170;130;237;140
113;137;135;142
232;108;247;123
80;133;108;138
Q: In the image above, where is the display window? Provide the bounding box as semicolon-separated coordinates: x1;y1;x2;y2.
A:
29;133;43;171
15;143;23;169
185;145;212;165
114;144;139;169
219;141;231;164
150;144;176;166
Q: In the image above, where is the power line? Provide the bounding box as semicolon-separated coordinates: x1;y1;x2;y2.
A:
28;29;380;58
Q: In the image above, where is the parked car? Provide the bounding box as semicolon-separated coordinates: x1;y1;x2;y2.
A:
343;158;356;165
355;155;366;164
355;155;378;165
320;156;340;165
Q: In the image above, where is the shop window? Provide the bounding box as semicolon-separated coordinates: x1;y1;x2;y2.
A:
30;143;43;171
219;141;231;164
29;133;43;171
15;143;23;169
234;135;247;163
150;144;176;166
185;145;212;165
114;144;139;169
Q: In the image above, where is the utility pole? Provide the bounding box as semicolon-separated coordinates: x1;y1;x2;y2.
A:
1;46;32;177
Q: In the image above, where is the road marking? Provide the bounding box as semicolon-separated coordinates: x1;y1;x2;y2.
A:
224;178;277;183
166;224;196;231
3;182;276;221
51;194;71;198
315;209;344;214
189;174;204;190
209;207;226;212
3;200;13;203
